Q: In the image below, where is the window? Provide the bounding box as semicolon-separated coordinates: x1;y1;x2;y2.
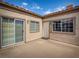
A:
30;21;39;32
52;18;74;32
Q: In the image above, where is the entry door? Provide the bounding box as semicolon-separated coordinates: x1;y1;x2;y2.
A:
42;22;49;38
15;20;24;43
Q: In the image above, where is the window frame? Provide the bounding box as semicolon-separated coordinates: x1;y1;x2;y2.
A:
50;17;76;34
30;21;40;33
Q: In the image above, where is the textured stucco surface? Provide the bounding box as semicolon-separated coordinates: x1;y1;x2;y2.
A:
0;39;79;58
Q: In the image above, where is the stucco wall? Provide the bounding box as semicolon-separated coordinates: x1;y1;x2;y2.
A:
0;9;42;42
43;12;79;46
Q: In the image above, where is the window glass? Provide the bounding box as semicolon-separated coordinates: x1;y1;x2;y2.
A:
30;21;39;32
2;17;14;46
53;21;61;31
52;18;74;32
15;20;23;43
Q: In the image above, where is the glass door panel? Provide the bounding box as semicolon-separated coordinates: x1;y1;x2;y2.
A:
2;17;9;46
2;17;14;46
1;17;24;47
8;19;14;44
15;20;23;43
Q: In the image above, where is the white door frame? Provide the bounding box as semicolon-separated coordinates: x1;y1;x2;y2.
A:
14;18;25;45
42;22;50;39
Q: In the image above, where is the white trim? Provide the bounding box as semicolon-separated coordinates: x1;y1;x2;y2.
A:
0;17;2;48
23;19;26;43
14;19;15;44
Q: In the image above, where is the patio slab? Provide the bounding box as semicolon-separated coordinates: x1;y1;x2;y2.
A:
0;39;79;58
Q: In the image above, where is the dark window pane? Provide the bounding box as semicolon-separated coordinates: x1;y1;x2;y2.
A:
61;19;73;32
53;19;73;32
69;28;73;32
53;21;61;31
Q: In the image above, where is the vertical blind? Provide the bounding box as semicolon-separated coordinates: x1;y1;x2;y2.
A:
15;20;23;43
30;21;39;32
2;17;14;46
0;17;24;47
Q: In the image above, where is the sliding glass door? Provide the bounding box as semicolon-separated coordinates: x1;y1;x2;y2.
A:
8;19;15;45
1;17;24;47
15;20;24;43
2;17;9;46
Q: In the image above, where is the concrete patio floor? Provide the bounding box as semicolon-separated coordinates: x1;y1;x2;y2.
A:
0;39;79;58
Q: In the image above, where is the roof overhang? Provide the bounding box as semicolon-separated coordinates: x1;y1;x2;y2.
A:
43;7;79;19
0;2;43;18
0;2;79;19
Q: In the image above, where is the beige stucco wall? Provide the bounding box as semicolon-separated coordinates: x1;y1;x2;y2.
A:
0;9;42;42
43;12;79;46
0;8;79;46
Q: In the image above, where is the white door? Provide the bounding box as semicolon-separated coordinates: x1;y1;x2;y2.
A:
42;22;49;38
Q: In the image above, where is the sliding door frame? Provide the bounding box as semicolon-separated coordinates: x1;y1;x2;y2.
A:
1;17;15;48
14;18;25;45
0;17;2;48
0;16;26;48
